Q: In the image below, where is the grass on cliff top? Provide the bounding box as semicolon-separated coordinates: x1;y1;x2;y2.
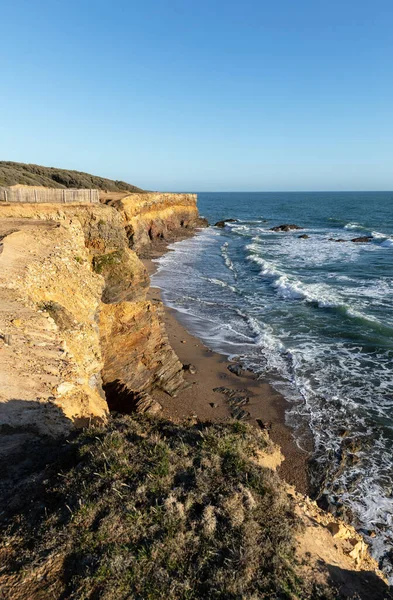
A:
0;161;144;192
1;415;336;600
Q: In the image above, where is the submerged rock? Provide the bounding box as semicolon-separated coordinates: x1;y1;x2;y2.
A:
298;234;309;239
270;224;302;232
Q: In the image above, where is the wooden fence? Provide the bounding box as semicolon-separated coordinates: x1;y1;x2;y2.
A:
0;187;100;204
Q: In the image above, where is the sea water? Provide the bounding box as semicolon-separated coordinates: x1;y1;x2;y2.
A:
152;192;393;577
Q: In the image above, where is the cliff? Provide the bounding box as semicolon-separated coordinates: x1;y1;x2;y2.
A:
0;198;192;435
106;192;206;254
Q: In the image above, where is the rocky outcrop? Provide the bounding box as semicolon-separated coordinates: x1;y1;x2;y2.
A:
215;218;237;228
270;224;303;232
106;192;205;254
352;236;372;243
99;299;184;411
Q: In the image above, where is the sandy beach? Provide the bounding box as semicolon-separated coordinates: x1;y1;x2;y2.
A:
144;254;312;495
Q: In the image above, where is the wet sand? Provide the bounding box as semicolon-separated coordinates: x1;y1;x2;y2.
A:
144;254;312;495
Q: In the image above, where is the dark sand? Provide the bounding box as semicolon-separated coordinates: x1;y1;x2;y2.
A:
144;253;312;495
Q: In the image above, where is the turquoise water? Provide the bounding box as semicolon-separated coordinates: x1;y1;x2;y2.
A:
152;192;393;576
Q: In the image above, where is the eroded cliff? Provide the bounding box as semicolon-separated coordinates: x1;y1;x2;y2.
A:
0;197;193;435
0;217;107;435
105;192;205;254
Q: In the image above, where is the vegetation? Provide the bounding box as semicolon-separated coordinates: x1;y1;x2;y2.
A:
1;415;337;599
0;161;144;192
92;249;124;274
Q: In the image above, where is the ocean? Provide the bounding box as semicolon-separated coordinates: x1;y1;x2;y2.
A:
151;191;393;576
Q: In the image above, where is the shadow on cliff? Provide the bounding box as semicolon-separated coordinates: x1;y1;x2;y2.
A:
0;399;102;517
103;379;141;412
325;563;393;599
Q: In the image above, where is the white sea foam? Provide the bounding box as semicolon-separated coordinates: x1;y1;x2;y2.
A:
203;277;238;293
220;242;237;276
344;222;363;230
152;212;393;581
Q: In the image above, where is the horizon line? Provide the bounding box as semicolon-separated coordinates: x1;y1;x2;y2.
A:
159;189;393;194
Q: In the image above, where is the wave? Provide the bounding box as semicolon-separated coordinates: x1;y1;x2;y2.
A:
246;253;340;306
220;242;237;277
344;222;364;230
245;252;390;331
202;276;238;293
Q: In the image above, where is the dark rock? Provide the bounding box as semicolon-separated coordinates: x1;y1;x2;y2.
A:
227;363;243;376
351;236;372;243
228;396;250;408
183;363;197;375
197;217;209;228
256;419;272;431
298;234;309;239
213;386;232;395
270;224;303;232
231;407;250;420
209;402;218;408
213;387;248;398
328;238;347;242
214;219;237;228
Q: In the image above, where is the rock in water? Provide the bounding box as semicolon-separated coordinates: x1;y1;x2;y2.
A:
214;219;237;228
270;224;302;232
351;236;372;243
228;363;243;376
298;234;309;239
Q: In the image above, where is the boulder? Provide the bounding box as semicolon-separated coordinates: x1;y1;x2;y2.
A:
351;236;372;243
270;224;302;232
228;363;243;376
215;219;237;228
298;234;309;239
183;363;197;375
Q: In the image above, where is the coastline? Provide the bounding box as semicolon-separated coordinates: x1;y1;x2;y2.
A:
143;248;312;495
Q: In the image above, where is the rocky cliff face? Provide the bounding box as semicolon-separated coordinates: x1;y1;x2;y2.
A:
0;217;108;435
106;192;205;254
0;196;196;434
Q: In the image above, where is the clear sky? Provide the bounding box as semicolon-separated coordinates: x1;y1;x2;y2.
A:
1;0;392;191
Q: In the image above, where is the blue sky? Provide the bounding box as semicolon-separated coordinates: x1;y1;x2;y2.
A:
1;0;392;191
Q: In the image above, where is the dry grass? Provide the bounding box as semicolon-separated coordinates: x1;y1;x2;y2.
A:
0;161;144;192
1;415;337;599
